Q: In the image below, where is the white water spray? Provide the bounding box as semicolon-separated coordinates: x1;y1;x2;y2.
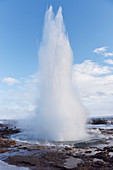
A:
35;6;86;141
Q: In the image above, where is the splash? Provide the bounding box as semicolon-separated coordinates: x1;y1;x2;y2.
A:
35;6;87;141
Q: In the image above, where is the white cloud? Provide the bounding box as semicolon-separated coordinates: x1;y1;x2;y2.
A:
0;73;39;119
93;46;107;54
104;59;113;65
104;52;113;57
0;61;113;119
72;61;113;117
74;60;111;75
93;46;113;58
2;77;20;86
87;102;113;118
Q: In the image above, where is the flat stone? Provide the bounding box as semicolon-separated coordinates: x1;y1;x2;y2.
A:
64;156;82;169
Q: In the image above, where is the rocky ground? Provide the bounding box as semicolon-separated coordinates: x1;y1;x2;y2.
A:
0;119;113;169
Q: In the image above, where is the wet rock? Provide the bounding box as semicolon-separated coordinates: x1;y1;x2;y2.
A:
5;152;67;169
0;149;10;153
104;146;113;152
66;152;74;156
85;150;92;154
18;147;28;150
1;119;113;169
64;147;72;151
91;118;108;125
0;139;16;148
91;151;111;163
64;156;82;169
0;126;20;138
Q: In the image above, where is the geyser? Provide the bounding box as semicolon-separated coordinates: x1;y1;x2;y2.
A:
35;6;87;141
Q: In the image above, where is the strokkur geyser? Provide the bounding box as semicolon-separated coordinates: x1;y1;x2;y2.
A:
35;6;87;141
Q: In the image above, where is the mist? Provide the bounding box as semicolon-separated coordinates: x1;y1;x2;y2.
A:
24;6;87;141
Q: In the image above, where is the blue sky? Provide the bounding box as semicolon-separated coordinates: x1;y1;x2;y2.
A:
0;0;113;118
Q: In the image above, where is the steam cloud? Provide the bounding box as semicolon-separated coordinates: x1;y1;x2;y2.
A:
30;6;87;141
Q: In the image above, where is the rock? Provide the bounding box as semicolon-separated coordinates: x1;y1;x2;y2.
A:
64;156;82;169
85;150;92;153
64;147;72;151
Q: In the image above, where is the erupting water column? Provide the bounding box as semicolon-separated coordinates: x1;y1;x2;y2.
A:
36;6;86;141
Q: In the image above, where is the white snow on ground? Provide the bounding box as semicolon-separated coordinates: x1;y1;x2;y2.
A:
0;160;29;170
